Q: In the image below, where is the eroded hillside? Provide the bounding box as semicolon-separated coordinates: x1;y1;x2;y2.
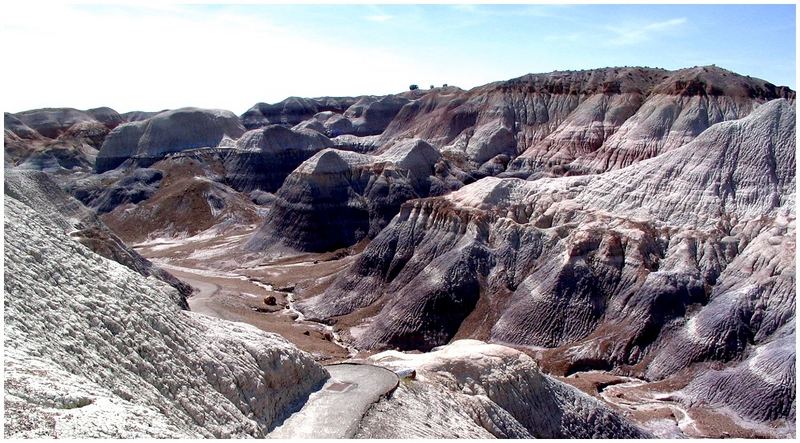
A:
4;65;795;438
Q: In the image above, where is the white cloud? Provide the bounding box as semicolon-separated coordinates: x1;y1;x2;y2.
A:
605;17;688;46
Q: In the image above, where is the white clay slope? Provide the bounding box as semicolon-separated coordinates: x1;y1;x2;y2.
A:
360;340;649;438
3;196;328;438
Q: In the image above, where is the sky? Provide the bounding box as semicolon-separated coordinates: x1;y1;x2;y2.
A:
1;2;796;114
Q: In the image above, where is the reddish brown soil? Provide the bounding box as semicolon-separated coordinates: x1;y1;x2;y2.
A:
102;157;260;244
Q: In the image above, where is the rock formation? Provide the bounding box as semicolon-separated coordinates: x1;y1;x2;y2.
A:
99;155;261;244
69;167;164;213
682;327;795;423
358;340;650;438
306;99;794;401
245;138;461;253
337;94;412;136
539;66;796;176
4;169;192;298
241;91;428;132
96;108;245;172
241;96;360;129
10;107;123;139
5;107;125;171
4;64;795;437
4;193;328;437
121;110;169;122
223;124;333;192
368;66;793;178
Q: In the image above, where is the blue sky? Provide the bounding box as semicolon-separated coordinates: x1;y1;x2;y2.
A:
2;3;795;113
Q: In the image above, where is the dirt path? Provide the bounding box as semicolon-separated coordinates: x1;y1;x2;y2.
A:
161;265;222;318
268;363;399;438
284;292;359;357
153;260;352;361
596;377;697;438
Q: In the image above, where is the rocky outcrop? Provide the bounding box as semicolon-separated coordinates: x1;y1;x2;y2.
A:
96;108;245;172
304;98;795;395
245;139;461;253
100;156;261;244
223;125;333;192
4;169;192;298
78;124;332;214
346;66;793;179
4;112;43;140
294;101;796;433
8;66;794;178
68;125;332;242
340;94;411;136
381;69;666;168
329;134;384;153
647;213;795;424
241;96;359;129
121;110;168;122
254;93;421;141
681;327;795;424
4;195;328;437
5;108;124;171
359;340;649;438
69;168;164;213
9;141;100;172
508;66;795;177
11;107;123;139
502;92;643;176
4;65;795;437
245;148;373;253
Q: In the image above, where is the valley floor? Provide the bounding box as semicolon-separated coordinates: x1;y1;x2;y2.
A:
134;228;791;439
134;227;357;362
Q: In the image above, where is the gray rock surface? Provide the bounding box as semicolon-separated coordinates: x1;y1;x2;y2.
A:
4;194;329;437
342;94;411;136
682;327;795;424
241;96;359;129
511;66;795;177
99;157;261;244
268;364;399;438
96;108;245;172
5;108;124;171
121;110;168;122
4;112;43;140
69;168;164;213
5;65;794;436
223;125;333;192
12;107;122;139
306;97;795;409
370;66;793;178
246;139;460;253
4;169;191;298
361;340;650;438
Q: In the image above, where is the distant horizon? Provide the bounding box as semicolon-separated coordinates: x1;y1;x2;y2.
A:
8;63;796;116
2;3;795;114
